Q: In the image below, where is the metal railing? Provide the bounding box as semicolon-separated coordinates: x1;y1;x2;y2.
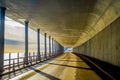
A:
2;52;56;75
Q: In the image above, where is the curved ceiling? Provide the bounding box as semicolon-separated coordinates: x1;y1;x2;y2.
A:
0;0;120;47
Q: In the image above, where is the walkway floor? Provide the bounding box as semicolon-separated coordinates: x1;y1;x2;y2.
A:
10;53;102;80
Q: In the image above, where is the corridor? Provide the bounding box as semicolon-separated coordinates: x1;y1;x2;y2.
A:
0;0;120;80
11;53;104;80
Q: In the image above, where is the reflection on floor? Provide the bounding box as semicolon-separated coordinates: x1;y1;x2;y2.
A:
10;53;102;80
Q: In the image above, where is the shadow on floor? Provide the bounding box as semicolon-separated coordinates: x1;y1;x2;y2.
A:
0;67;30;80
49;63;92;70
30;67;60;80
0;55;61;80
73;53;120;80
55;60;84;62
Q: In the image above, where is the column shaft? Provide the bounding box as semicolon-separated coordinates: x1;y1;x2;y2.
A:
44;33;47;59
0;6;6;72
52;38;54;56
49;36;51;57
25;21;29;64
37;29;41;61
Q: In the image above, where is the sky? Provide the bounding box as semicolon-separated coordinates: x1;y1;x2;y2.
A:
4;17;50;53
64;48;73;52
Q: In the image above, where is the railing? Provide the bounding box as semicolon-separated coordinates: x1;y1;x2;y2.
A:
2;52;56;75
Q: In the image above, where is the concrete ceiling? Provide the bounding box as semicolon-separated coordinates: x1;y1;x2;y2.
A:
0;0;120;47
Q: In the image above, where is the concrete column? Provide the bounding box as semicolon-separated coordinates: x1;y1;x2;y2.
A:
56;41;58;55
52;38;54;56
54;40;56;55
58;43;61;54
44;33;47;59
49;36;51;57
57;43;59;54
57;42;59;54
0;6;6;72
59;43;61;54
60;44;61;53
25;20;29;65
37;29;41;61
60;45;62;53
53;39;56;56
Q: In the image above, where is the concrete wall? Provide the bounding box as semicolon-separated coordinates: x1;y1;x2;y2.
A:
73;17;120;67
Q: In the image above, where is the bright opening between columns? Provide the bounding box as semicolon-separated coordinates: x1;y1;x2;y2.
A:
64;48;73;52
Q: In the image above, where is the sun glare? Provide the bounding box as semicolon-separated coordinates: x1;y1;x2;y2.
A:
5;17;24;27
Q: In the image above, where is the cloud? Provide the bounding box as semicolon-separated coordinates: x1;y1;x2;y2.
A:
4;16;50;53
5;39;24;45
